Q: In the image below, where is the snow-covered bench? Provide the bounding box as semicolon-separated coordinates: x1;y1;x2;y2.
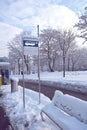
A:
41;90;87;130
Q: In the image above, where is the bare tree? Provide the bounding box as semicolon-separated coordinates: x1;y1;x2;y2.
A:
8;31;31;74
68;49;80;71
58;29;76;77
40;28;59;72
40;28;76;75
8;35;23;74
76;7;87;43
77;48;87;70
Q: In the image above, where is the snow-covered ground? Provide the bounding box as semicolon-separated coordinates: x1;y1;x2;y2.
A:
0;85;59;130
13;71;87;86
0;71;87;130
12;71;87;93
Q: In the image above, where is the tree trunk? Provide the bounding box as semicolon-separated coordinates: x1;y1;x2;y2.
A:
63;54;66;77
72;63;75;71
18;59;21;74
26;64;30;74
67;56;70;71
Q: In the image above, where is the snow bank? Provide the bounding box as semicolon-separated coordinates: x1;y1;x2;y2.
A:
1;85;87;130
0;85;52;130
39;80;87;94
52;90;87;124
13;71;87;94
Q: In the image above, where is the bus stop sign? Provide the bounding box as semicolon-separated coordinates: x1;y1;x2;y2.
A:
23;38;39;55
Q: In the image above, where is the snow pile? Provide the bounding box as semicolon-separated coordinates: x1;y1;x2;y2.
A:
23;71;87;86
41;90;87;130
52;90;87;124
0;85;87;130
10;76;19;82
13;71;87;93
1;85;59;130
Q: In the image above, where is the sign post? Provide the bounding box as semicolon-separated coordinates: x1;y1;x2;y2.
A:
22;34;41;105
22;45;25;108
37;25;41;104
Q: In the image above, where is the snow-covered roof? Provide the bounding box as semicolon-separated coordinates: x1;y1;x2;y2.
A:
0;62;10;66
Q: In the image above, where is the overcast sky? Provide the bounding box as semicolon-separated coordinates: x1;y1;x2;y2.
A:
0;0;87;57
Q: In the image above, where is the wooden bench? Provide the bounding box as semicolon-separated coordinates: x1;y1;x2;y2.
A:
41;90;87;130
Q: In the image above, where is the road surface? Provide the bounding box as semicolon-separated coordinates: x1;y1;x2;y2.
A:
19;80;87;101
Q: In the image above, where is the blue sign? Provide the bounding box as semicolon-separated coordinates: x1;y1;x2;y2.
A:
23;38;39;55
23;40;38;47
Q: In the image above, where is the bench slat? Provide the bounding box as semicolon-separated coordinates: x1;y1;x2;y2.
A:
52;90;87;124
41;103;87;130
41;90;87;130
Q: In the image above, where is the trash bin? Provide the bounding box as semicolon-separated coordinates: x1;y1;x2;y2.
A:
0;75;2;86
10;77;19;92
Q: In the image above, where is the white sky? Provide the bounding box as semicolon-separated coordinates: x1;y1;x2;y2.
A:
0;22;22;57
0;0;87;57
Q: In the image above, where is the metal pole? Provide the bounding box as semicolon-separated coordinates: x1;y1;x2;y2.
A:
22;39;25;108
37;25;41;104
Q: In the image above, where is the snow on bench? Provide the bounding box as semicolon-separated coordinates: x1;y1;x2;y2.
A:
41;90;87;130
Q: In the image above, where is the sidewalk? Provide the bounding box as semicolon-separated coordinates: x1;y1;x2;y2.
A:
0;91;13;130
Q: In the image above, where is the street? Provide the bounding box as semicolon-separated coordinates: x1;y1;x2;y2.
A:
19;80;87;101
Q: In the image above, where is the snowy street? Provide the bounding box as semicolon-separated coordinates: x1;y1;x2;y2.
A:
19;79;87;101
0;70;87;130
